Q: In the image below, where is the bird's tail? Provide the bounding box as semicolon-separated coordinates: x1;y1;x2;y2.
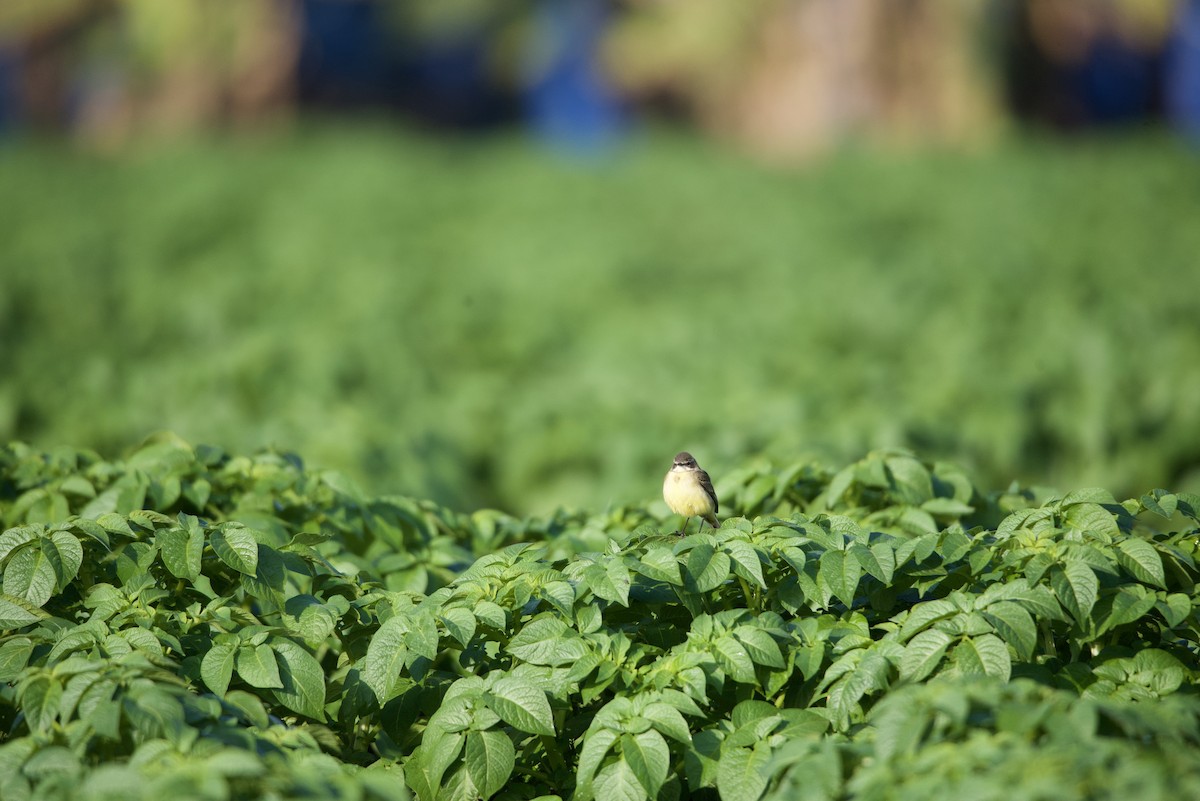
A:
704;513;719;529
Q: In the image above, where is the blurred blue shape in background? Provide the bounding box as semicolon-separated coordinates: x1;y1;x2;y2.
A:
1079;33;1160;124
298;0;394;106
297;0;513;128
523;0;625;154
1167;0;1200;138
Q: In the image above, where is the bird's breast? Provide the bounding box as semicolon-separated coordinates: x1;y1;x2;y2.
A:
663;471;715;517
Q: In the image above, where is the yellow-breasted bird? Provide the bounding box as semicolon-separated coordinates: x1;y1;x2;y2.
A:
663;451;719;536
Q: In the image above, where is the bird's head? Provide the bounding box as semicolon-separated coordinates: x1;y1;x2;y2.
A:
672;452;698;470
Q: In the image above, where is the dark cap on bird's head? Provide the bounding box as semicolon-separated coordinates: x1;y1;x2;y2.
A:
673;452;697;467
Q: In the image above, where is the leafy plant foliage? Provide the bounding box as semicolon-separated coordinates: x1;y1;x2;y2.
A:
3;437;1200;800
3;131;1200;512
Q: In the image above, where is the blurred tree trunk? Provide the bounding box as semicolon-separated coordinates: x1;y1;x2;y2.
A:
608;0;1000;160
1;0;300;145
3;0;114;130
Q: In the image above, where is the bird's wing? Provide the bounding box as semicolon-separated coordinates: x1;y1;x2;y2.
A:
698;469;718;515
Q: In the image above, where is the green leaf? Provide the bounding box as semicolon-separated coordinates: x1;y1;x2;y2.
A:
899;628;953;682
404;612;440;663
921;497;975;517
201;748;265;779
138;679;184;733
824;466;855;508
954;634;1011;681
1140;491;1177;519
1060;488;1118;506
1061;501;1119;538
474;601;507;630
408;732;465;800
594;757;646;801
356;770;409;801
201;644;236;696
778;545;806;575
508;616;587;667
487;675;555;736
622;729;670;798
850;542;895;584
322;469;366;502
1156;593;1192;628
714;635;757;684
0;526;39;563
834;648;892;724
293;602;337;646
981;601;1037;661
22;746;80;784
596;559;633;606
363;617;408;705
68;519;109;549
541;580;577;614
636;547;683;586
59;475;96;499
0;592;48;628
1051;561;1099;627
464;729;515;800
820;549;861;608
730;699;777;730
995;583;1065;622
271;638;326;720
210;525;259;576
430;695;474;734
0;637;33;682
47;532;83;589
642;702;692;744
78;678;120;738
1097;586;1158;634
122;627;162;656
684;729;722;792
898;506;939;536
57;669;102;728
733;627;785;669
1129;648;1186;695
1114;538;1166;588
577;728;620;795
129;509;172;529
738;473;777;511
20;490;70;525
94;513;134;536
21;675;63;732
937;529;972;562
886;455;934;504
236;643;283;689
725;540;766;588
3;543;56;608
685;545;730;593
221;691;267;729
47;625;102;663
441;607;478;648
156;524;204;581
717;742;771;801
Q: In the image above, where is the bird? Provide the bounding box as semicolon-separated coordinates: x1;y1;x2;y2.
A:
663;451;719;536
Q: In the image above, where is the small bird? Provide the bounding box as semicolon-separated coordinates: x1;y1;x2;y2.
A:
663;452;719;536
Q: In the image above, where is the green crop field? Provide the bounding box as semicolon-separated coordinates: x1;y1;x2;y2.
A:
2;438;1200;800
1;126;1199;514
2;127;1200;799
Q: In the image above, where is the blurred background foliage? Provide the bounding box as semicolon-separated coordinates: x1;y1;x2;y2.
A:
0;0;1198;514
4;0;1199;147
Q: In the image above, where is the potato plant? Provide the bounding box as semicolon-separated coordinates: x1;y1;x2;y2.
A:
2;438;1200;800
4;131;1200;513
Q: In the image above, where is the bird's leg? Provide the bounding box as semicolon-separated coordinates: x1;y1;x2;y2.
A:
679;516;690;537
